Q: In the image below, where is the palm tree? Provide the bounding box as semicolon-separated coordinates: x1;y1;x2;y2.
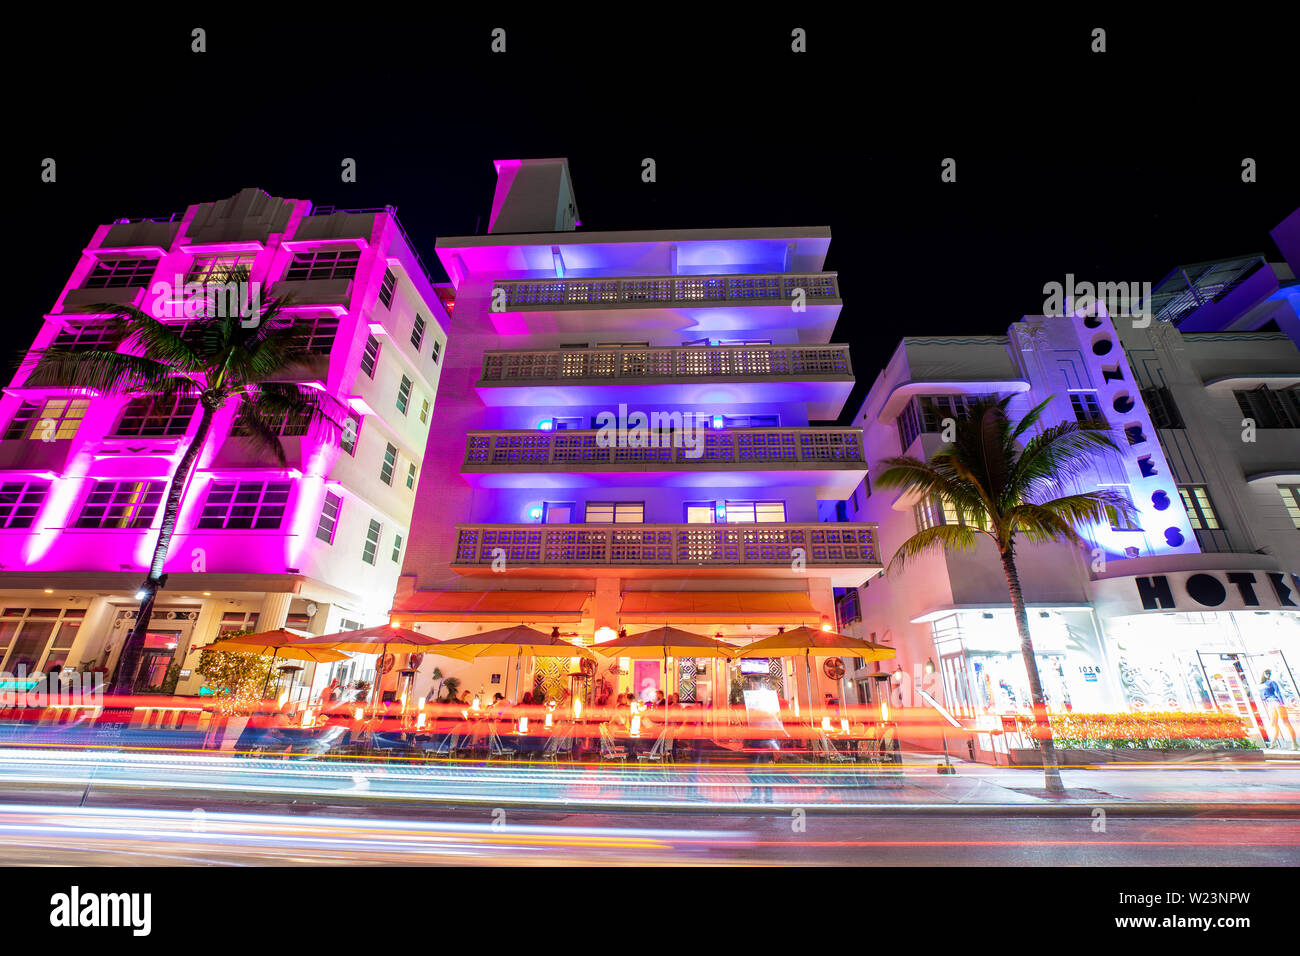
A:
22;268;343;696
875;396;1135;793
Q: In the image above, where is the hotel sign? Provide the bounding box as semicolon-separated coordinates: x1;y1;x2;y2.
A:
1124;570;1300;613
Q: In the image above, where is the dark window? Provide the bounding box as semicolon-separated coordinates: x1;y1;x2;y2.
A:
316;492;342;543
341;416;361;456
360;334;381;378
1234;386;1300;429
1141;386;1184;429
431;340;441;363
0;481;50;529
396;376;413;415
896;394;996;449
410;314;426;351
75;480;165;529
362;519;382;565
378;267;397;308
1070;392;1105;425
51;319;120;350
380;443;398;485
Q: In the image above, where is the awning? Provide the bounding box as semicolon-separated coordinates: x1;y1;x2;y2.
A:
391;590;590;623
618;591;822;625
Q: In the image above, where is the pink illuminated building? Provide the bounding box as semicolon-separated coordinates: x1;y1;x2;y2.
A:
0;189;447;694
394;159;882;710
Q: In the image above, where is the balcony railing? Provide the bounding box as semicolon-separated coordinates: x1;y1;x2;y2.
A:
464;427;865;469
453;522;879;569
480;343;852;383
490;272;839;309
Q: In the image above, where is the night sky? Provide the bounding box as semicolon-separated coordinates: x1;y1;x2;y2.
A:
14;13;1297;422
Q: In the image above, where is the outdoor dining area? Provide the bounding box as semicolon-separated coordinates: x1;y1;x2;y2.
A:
206;622;901;766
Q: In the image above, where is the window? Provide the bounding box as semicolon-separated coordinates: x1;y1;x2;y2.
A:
341;416;361;456
380;443;398;485
231;403;311;438
542;502;575;523
1279;486;1300;530
685;503;715;524
378;267;397;308
552;416;584;430
1070;392;1105;425
75;480;165;529
111;395;197;437
418;399;430;425
316;492;342;543
362;519;382;565
585;502;644;524
284;249;359;281
186;254;257;285
912;496;973;532
405;462;417;490
716;414;780;428
4;398;90;441
1178;485;1221;531
1234;386;1300;429
197;480;291;530
431;340;441;363
391;533;403;563
360;334;381;378
396;375;413;415
1141;386;1184;429
896;394;996;449
410;314;426;351
836;588;862;627
82;257;156;289
724;501;786;523
0;481;50;529
51;319;119;350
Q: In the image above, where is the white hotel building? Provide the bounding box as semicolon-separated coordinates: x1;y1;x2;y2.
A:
830;215;1300;755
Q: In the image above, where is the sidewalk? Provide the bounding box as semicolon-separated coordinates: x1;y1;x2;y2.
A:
877;750;1300;812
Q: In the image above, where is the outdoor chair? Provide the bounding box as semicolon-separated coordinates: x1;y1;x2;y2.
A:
598;723;627;762
815;733;855;764
636;729;671;762
540;728;573;763
487;728;517;760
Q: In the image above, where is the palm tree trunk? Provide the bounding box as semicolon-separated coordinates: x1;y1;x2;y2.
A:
109;405;216;697
999;548;1065;793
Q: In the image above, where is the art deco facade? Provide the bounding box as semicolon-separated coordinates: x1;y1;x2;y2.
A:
0;189;447;694
396;159;880;708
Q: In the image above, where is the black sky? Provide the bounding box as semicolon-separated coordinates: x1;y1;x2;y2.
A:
12;12;1298;422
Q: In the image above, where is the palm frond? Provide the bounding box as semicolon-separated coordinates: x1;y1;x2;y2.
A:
19;348;192;396
885;522;982;575
1008;421;1125;503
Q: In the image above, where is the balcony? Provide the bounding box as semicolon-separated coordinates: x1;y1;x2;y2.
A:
483;272;842;337
451;522;881;586
461;427;866;496
476;343;854;418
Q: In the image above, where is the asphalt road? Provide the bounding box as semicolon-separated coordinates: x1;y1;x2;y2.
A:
0;797;1295;866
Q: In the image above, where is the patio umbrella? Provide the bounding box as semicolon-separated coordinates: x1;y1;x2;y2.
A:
434;625;596;704
197;629;351;696
593;626;735;745
289;625;474;713
735;626;894;729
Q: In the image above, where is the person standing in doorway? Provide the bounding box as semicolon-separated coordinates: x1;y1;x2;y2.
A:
1259;670;1297;749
